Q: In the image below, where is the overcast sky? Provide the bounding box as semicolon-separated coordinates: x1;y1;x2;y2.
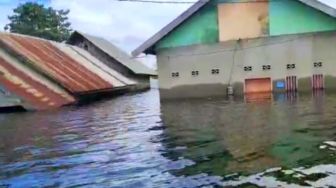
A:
0;0;336;67
0;0;190;68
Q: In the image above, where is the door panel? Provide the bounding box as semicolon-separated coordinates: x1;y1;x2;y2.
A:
312;74;324;90
245;78;272;93
286;76;297;92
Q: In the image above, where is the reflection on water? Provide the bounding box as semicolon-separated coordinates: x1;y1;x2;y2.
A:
1;90;336;187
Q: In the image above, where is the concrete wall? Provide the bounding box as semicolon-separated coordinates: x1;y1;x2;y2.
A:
71;37;151;91
156;31;336;99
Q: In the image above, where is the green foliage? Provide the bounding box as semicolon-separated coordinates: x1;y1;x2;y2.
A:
4;2;72;42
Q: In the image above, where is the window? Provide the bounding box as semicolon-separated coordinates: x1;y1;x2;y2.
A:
211;69;220;75
314;62;323;68
244;66;252;71
171;72;179;78
262;65;271;71
287;64;296;69
192;71;199;76
276;81;285;89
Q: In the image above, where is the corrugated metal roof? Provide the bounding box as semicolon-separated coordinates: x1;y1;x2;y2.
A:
0;48;75;110
70;31;157;76
0;33;115;94
0;32;137;110
58;44;136;87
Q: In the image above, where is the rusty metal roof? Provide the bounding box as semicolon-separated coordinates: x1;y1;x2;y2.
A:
0;32;136;110
0;33;116;94
0;49;75;110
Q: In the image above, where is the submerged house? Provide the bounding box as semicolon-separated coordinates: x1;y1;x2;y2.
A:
68;31;157;91
133;0;336;99
0;32;135;111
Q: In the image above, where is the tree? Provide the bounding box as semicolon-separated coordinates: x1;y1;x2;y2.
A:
4;2;72;42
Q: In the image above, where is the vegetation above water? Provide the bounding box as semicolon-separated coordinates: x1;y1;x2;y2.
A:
4;2;72;42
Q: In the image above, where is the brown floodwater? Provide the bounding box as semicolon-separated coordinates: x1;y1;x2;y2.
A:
1;89;336;187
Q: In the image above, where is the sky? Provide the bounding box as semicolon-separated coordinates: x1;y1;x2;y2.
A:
0;0;191;68
0;0;336;67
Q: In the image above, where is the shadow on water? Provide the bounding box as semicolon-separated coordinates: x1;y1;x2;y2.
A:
1;89;336;187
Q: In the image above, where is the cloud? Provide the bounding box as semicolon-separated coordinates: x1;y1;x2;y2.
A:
1;0;336;68
49;0;336;68
50;0;189;50
49;0;191;68
0;0;189;68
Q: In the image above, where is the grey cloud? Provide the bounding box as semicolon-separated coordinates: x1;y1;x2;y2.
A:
51;0;189;50
2;0;336;67
49;0;190;66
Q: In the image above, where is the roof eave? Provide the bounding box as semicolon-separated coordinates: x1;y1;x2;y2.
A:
132;0;209;57
67;31;82;44
298;0;336;18
132;44;155;56
132;0;336;57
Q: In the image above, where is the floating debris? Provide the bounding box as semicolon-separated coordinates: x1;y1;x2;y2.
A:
220;165;336;187
319;141;336;151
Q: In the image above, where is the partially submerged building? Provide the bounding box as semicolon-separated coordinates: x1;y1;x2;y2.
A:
0;32;135;111
68;31;157;91
133;0;336;99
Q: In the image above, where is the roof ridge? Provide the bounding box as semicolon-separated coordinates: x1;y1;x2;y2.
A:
132;0;208;56
132;0;336;56
70;31;157;76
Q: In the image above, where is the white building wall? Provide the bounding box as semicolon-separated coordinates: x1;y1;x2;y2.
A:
156;31;336;99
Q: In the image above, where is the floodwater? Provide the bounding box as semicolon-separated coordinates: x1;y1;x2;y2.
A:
1;89;336;187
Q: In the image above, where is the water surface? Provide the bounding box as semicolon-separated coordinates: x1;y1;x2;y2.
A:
1;90;336;187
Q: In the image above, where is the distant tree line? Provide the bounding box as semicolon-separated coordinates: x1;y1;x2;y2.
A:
4;2;72;42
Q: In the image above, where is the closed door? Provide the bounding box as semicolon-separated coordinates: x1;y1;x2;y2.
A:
312;74;324;90
245;78;272;93
286;76;297;92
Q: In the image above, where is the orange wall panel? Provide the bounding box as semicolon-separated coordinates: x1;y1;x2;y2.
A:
218;1;269;42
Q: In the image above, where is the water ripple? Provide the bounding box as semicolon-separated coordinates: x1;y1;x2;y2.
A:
1;90;336;187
